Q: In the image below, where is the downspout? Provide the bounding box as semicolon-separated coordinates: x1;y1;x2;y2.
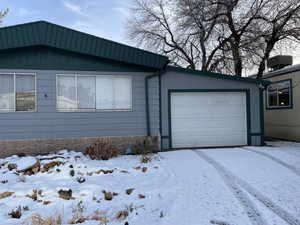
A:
259;82;270;146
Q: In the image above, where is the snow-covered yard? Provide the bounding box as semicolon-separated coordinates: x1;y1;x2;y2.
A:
0;142;300;225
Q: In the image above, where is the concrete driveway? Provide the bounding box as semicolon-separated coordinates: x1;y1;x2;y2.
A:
160;142;300;225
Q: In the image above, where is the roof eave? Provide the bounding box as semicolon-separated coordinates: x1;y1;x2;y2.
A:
167;66;270;86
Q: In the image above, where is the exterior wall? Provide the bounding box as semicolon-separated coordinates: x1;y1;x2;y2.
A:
148;76;160;135
0;69;160;155
161;71;263;149
264;71;300;141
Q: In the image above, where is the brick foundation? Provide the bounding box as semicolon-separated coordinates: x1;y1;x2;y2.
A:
0;136;159;158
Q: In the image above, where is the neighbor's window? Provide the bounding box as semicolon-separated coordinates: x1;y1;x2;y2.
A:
267;80;292;109
56;75;132;111
0;73;36;112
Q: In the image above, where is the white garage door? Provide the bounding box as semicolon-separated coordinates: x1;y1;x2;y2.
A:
171;92;248;148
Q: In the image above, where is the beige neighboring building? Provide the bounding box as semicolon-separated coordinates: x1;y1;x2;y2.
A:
262;63;300;141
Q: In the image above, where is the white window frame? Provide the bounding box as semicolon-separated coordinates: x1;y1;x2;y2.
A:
0;72;37;113
56;74;133;112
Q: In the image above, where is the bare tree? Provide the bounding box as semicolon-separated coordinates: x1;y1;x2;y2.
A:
127;0;300;78
252;0;300;79
0;9;8;25
127;1;219;73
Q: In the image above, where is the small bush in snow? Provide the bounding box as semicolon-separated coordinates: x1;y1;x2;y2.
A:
141;155;152;163
85;139;119;160
89;210;109;224
24;213;62;225
132;137;158;155
26;190;43;201
69;201;86;224
115;210;129;221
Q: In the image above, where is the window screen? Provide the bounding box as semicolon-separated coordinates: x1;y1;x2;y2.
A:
57;75;132;111
267;80;292;109
0;74;35;112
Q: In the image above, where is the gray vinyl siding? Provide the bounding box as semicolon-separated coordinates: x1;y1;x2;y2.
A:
161;70;262;149
148;76;160;135
0;69;160;140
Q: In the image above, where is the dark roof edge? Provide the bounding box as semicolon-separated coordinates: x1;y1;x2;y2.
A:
0;21;169;70
261;64;300;79
1;20;168;60
167;66;270;86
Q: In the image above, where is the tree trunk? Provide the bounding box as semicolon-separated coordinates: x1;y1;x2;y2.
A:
230;40;243;76
256;41;275;79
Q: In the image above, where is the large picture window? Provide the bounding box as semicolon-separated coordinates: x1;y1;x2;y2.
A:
0;73;36;112
56;75;132;111
267;79;292;109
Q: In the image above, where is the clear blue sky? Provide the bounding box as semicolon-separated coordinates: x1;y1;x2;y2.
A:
2;0;133;45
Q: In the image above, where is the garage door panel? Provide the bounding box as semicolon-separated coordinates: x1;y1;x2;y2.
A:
173;135;247;148
172;106;246;116
171;92;248;148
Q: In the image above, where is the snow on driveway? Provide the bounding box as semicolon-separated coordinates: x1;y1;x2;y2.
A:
196;144;300;225
0;142;300;225
159;150;254;225
157;141;300;225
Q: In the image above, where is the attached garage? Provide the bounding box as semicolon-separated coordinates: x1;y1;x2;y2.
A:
169;90;249;148
160;66;268;150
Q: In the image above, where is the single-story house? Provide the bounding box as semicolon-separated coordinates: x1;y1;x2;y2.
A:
261;56;300;141
0;21;268;157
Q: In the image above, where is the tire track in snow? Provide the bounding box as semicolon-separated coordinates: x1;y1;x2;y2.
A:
194;151;268;225
243;147;300;178
277;148;300;159
194;150;300;225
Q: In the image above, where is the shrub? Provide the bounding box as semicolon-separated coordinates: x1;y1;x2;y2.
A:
69;201;86;224
140;155;152;163
85;139;119;160
24;214;62;225
132;137;158;155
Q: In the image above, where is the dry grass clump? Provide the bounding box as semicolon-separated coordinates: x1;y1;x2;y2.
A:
0;191;14;199
69;201;85;224
24;214;62;225
132;137;159;155
140;155;152;163
26;189;43;201
115;210;129;221
85;139;119;160
89;210;109;225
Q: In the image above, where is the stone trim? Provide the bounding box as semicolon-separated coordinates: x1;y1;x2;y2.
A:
0;136;159;158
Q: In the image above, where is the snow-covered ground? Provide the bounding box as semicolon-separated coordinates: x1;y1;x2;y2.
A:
0;141;300;225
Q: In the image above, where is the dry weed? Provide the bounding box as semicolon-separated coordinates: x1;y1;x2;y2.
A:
85;139;119;160
24;214;62;225
89;210;109;225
